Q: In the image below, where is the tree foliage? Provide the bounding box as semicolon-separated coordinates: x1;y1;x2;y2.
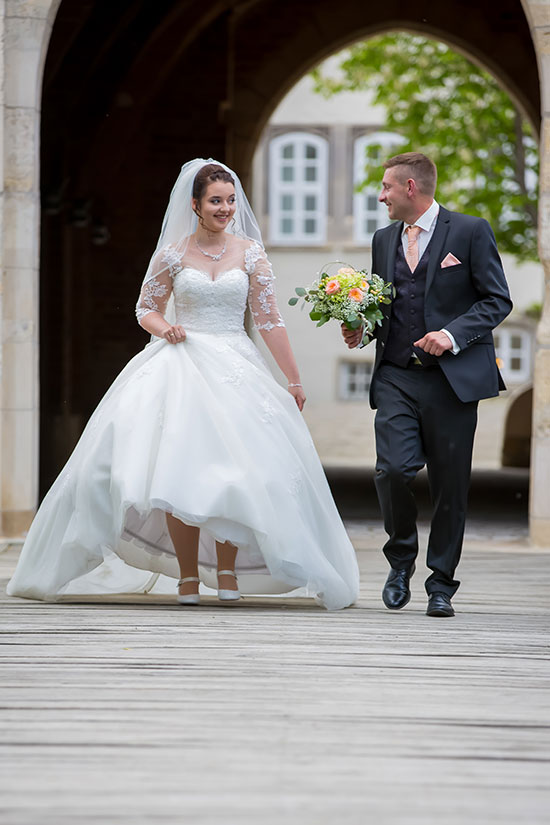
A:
312;33;539;260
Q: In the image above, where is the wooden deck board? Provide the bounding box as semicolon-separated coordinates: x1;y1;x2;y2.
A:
1;536;549;825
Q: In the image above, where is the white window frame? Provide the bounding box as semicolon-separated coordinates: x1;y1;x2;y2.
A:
353;131;406;245
338;360;374;401
269;131;328;245
494;326;532;384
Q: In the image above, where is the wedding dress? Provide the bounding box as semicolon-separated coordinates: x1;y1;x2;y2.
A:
7;238;359;609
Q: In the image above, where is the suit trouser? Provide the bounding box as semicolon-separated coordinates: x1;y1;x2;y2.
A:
372;362;478;597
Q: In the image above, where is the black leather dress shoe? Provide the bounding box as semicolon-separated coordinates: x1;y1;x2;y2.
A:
426;592;455;617
382;565;415;610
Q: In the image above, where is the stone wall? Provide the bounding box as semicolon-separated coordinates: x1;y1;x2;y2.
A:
0;0;61;534
522;0;550;544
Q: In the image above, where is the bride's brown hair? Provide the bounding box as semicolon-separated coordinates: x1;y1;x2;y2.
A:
192;164;235;220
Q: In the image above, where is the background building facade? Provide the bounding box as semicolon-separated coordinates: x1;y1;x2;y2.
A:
252;66;544;469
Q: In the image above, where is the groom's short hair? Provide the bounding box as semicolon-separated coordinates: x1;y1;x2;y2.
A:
383;152;437;197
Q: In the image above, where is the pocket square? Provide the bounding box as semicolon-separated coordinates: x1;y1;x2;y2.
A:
441;252;462;268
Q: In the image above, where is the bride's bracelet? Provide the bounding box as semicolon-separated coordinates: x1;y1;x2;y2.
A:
288;383;302;388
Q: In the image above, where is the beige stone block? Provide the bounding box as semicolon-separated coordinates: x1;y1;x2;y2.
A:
530;517;550;546
1;408;38;511
534;277;550;345
4;107;38;192
3;191;40;269
0;17;5;107
6;0;59;19
1;318;35;344
2;339;37;409
2;267;38;323
540;119;550;191
532;348;550;430
1;509;33;536
0;119;5;189
4;16;50;108
533;25;550;56
528;3;550;29
539;192;550;259
530;434;550;507
539;55;550;114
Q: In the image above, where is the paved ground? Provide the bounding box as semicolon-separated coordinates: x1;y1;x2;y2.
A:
1;520;549;825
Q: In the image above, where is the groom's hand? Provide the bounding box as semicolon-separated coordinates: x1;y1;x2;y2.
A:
414;331;453;356
341;324;363;349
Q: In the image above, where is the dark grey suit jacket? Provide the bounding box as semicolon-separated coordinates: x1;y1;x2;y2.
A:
369;206;513;406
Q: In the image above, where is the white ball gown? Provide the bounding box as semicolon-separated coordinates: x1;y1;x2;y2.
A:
7;241;359;609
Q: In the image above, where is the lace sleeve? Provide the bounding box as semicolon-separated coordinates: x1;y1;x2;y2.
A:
245;243;286;333
135;244;183;324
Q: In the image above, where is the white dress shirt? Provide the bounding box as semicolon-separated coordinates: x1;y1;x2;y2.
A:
403;200;459;355
402;199;440;259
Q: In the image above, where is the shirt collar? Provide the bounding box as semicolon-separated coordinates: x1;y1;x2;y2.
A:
403;200;440;234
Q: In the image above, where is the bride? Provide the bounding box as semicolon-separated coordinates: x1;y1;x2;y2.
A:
7;159;359;610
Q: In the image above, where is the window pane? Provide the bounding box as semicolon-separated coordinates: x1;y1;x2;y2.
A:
511;357;522;371
304;195;316;211
367;219;378;234
367;195;378;211
340;361;373;399
305;144;317;159
305;166;317;182
282;166;294;182
304;218;316;234
281;218;293;234
511;335;522;349
282;144;294;159
281;194;293;211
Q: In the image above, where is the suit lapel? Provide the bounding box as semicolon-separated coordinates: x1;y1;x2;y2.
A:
386;221;402;284
426;207;451;292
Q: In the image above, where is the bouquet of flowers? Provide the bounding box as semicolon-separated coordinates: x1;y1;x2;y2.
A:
288;264;393;343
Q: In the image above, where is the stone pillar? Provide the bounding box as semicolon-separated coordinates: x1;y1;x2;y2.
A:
0;0;60;535
530;114;550;545
524;0;550;545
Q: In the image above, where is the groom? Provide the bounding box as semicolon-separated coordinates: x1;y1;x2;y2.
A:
343;152;512;617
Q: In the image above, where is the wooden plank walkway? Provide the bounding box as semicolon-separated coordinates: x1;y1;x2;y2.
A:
1;528;549;825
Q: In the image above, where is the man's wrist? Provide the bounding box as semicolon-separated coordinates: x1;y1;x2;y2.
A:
441;328;460;355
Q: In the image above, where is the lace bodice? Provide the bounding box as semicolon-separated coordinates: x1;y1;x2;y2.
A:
135;241;285;335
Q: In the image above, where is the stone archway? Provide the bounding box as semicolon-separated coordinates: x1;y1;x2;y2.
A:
502;386;533;467
1;0;549;544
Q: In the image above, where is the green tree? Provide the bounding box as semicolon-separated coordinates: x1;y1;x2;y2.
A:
312;33;539;260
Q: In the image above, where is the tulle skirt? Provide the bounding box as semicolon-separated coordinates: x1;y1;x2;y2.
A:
7;330;359;609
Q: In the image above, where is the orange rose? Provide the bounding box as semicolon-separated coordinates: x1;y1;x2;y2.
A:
348;288;364;302
325;279;341;294
360;280;368;289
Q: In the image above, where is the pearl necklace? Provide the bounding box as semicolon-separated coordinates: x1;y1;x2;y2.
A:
195;236;227;261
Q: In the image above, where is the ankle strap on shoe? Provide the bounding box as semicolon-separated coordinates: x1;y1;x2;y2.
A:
178;577;200;585
217;570;237;578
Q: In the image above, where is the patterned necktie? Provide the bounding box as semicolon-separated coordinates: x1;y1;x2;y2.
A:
405;225;422;272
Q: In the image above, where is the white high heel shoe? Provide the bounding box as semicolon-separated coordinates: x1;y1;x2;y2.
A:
217;569;241;602
177;576;200;605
